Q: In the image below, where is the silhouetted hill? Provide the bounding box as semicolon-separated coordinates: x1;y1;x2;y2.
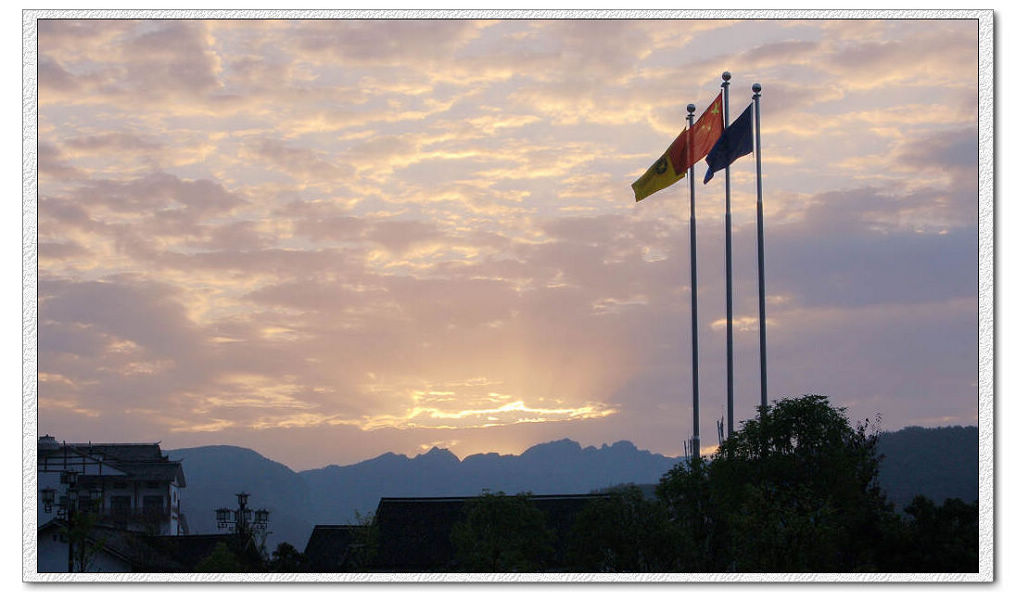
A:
167;445;315;551
875;425;978;510
300;439;680;525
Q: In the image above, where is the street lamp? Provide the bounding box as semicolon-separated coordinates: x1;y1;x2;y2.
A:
41;487;56;513
254;509;269;527
41;471;84;572
215;507;231;528
214;492;269;537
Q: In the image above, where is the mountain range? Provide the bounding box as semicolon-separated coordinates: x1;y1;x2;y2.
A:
167;425;978;551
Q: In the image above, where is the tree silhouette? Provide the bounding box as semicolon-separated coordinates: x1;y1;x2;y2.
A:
267;542;307;572
895;495;978;572
566;485;675;572
194;541;246;572
658;395;901;572
450;491;554;572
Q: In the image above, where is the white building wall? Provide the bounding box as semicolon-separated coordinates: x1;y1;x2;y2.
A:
36;532;132;573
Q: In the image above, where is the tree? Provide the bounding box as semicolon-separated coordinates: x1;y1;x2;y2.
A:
194;541;246;572
657;395;899;572
894;495;978;572
566;485;675;572
343;511;379;572
64;508;107;572
267;542;307;573
655;457;721;571
450;491;554;572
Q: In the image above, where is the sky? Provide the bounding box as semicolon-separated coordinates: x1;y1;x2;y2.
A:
34;17;981;471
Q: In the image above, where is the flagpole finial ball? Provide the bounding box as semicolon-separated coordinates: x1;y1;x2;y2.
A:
722;71;731;81
752;83;762;94
687;104;696;114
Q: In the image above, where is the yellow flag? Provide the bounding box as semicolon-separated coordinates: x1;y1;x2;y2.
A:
632;153;686;202
631;128;689;202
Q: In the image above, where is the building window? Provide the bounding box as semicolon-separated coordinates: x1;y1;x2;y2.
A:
111;495;131;517
143;495;164;516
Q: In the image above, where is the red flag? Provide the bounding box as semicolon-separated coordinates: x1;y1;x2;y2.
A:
668;93;724;174
664;128;689;172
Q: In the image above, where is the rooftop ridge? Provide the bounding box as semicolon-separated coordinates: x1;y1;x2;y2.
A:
67;442;162;446
378;493;610;503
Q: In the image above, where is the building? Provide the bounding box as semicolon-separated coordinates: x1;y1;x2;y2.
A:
302;525;365;572
37;434;191;573
37;519;149;573
37;520;259;573
38;434;187;537
304;493;609;572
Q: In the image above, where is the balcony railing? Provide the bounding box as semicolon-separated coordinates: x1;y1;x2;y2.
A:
98;507;173;524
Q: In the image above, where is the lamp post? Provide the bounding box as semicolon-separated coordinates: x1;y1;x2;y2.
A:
41;470;97;572
215;492;270;540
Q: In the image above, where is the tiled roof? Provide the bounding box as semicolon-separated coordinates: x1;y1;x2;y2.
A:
144;533;261;572
116;461;185;485
75;443;166;462
40;441;185;486
303;525;364;572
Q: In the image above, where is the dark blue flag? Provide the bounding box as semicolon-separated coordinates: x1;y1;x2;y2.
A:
703;104;753;184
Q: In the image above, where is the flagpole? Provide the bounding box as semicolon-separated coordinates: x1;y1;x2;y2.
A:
687;103;701;459
752;83;768;409
721;71;734;437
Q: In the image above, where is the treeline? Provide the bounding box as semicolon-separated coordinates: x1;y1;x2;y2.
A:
197;396;979;573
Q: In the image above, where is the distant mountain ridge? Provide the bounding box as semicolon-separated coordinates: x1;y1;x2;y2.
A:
170;438;680;549
167;425;978;551
300;438;679;532
875;425;978;510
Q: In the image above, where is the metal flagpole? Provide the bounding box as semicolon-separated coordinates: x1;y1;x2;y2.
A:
687;103;701;459
752;83;768;409
721;72;734;437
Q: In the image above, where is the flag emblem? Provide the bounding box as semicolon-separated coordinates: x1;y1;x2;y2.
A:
632;129;689;202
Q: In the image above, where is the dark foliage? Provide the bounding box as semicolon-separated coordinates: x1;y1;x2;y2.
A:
655;457;720;571
343;511;379;571
654;395;977;573
893;495;979;572
566;485;675;572
194;541;247;572
450;491;555;572
267;542;307;572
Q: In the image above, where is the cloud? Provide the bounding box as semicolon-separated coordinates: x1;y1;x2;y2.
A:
822;21;977;89
246;138;355;181
895;126;978;173
65;132;162;153
38;142;85;180
47;172;246;238
765;191;977;309
38;56;81;95
293;20;487;66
